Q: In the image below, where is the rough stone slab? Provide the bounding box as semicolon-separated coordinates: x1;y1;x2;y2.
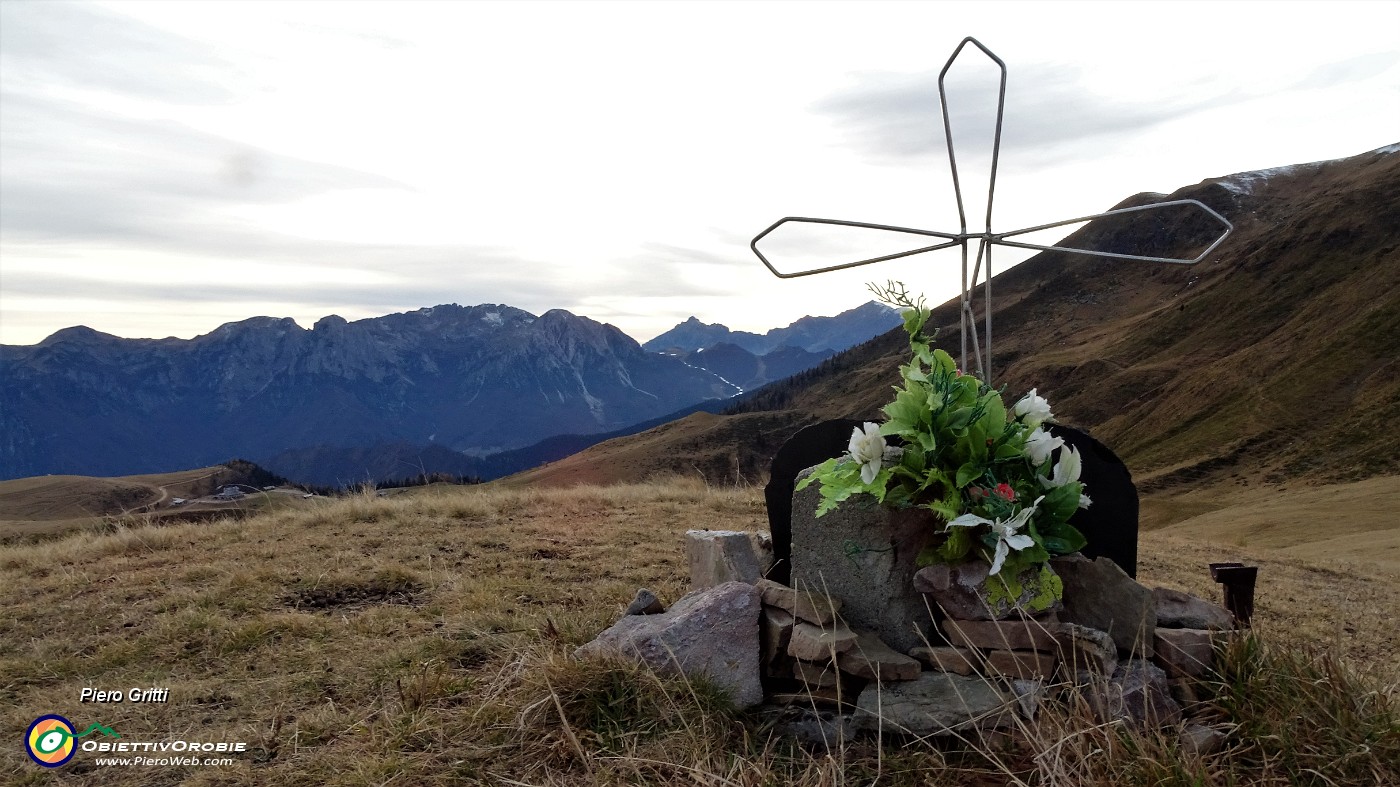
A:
793;660;841;688
910;646;979;676
1153;628;1217;679
835;631;923;682
986;649;1058;680
852;672;1013;735
1053;554;1156;657
1181;723;1227;756
788;620;858;661
1048;622;1118;674
1108;659;1182;728
942;617;1060;651
755;577;841;625
1152;587;1234;630
760;607;794;671
915;562;1063;620
791;473;935;653
686;530;773;589
625;587;665;616
575;581;763;709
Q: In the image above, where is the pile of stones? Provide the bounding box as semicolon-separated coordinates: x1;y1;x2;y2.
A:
577;524;1237;748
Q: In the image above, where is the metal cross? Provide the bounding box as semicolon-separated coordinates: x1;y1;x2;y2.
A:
751;37;1233;384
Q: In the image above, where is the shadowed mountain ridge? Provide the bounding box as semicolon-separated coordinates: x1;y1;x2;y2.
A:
507;145;1400;491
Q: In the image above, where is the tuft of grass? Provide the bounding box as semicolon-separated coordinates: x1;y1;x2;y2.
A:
1211;633;1400;786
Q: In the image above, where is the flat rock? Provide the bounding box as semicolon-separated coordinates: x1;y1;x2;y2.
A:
1048;622;1118;674
835;631;922;681
760;606;795;671
986;649;1057;681
788;620;858;661
575;581;763;709
791;473;936;653
909;646;979;676
1181;723;1227;756
1053;554;1156;657
914;562;1063;620
686;530;773;589
942;617;1060;651
1108;659;1182;728
755;577;842;625
853;672;1013;735
1153;627;1217;679
1152;587;1233;630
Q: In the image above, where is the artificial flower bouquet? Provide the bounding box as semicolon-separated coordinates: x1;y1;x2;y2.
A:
797;283;1091;608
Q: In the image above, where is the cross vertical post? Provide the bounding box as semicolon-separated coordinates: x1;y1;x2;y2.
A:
750;36;1233;387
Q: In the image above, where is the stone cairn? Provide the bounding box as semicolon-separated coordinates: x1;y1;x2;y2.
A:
576;485;1238;750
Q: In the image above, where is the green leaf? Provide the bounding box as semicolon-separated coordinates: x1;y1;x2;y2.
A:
866;466;894;503
882;389;926;432
1038;483;1081;523
938;526;974;562
929;348;957;374
1041;524;1087;555
945;407;975;432
915;543;943;567
955;461;982;489
994;443;1024;460
967;422;989;464
982;392;1007;436
902;308;926;338
794;458;840;491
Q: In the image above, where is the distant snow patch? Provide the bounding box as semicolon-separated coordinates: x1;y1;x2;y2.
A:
1216;158;1351;195
483;312;503;326
1377;142;1400;155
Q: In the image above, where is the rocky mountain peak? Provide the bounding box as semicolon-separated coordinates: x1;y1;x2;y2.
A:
36;325;120;347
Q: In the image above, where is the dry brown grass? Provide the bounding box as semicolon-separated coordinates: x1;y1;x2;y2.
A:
1;478;1394;785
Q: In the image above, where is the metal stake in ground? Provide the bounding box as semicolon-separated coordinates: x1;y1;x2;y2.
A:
751;37;1234;385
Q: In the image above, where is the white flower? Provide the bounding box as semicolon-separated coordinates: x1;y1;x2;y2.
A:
1040;446;1082;488
1024;427;1064;466
1013;388;1054;428
847;422;885;485
947;496;1044;575
1040;445;1093;509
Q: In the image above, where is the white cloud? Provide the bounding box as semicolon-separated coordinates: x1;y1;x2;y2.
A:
2;0;1397;345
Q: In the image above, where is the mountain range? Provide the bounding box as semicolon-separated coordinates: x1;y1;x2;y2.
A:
506;145;1400;493
0;302;896;484
642;300;899;354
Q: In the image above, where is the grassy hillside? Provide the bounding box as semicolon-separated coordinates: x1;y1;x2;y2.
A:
2;481;1395;784
513;147;1400;499
0;462;299;543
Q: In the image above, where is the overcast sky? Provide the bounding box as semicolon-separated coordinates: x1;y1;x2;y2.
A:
2;0;1397;346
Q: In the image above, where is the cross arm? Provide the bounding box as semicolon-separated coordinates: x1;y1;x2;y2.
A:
993;199;1234;265
751;217;963;279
